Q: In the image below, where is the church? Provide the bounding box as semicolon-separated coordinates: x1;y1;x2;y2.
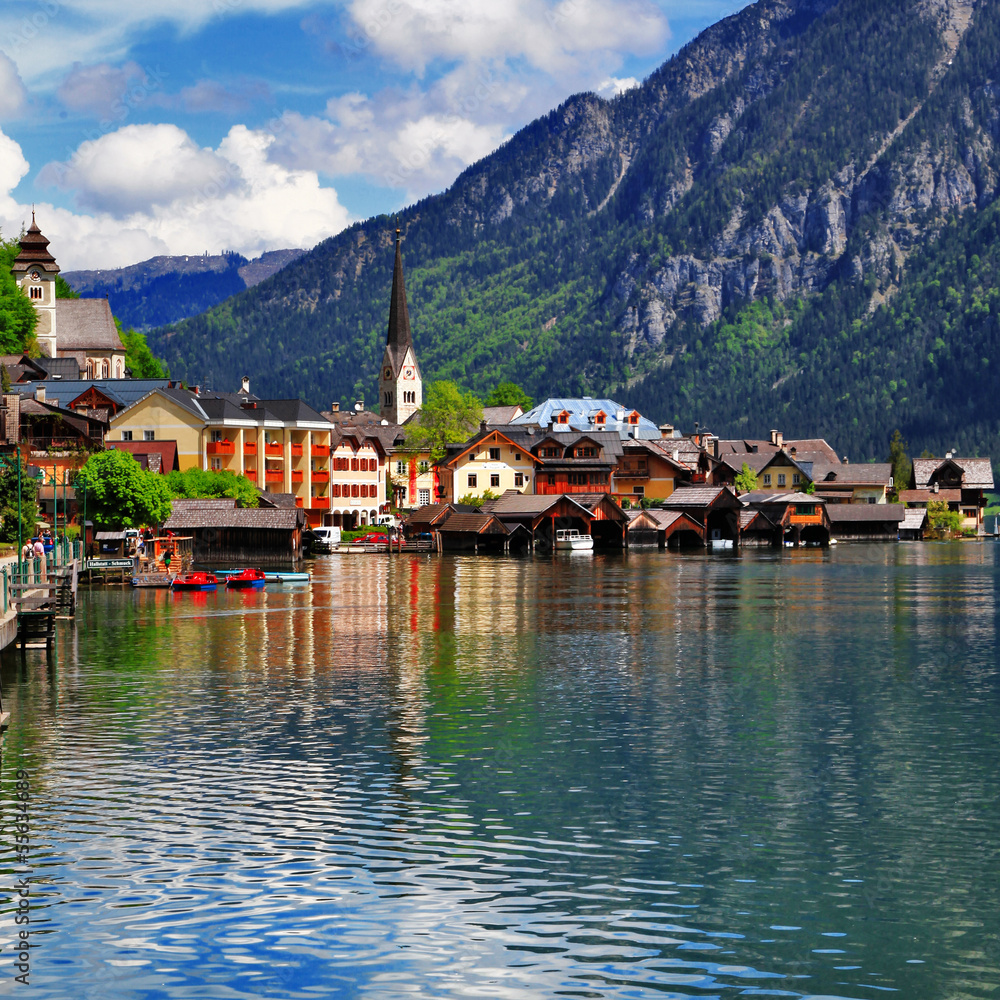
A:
378;228;422;425
11;214;128;379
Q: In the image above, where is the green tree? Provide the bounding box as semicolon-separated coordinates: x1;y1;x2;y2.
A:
887;429;912;500
404;381;483;462
165;467;259;507
0;234;38;356
1;363;10;392
457;488;499;509
116;320;168;378
55;275;79;298
927;499;962;536
0;455;40;544
76;450;173;529
734;462;758;493
484;381;533;410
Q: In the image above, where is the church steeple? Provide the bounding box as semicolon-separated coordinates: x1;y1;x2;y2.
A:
12;211;59;358
378;228;422;425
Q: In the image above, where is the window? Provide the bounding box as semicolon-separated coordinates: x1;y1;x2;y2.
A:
121;430;133;441
418;461;429;474
576;446;596;458
332;484;341;497
211;458;222;471
490;474;500;488
543;447;560;457
557;413;569;424
29;286;42;300
418;488;430;505
792;473;800;485
547;474;556;485
351;484;360;498
778;473;786;487
513;452;520;461
629;413;639;425
467;474;477;489
763;474;771;486
351;458;359;471
143;430;155;441
384;392;392;406
489;447;501;461
396;460;406;474
102;360;109;378
794;504;815;516
595;413;606;425
868;497;877;505
211;430;223;442
514;472;524;487
633;486;645;496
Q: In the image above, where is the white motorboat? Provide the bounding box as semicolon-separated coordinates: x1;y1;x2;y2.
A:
555;528;594;551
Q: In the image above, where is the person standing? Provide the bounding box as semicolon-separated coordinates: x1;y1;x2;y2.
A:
32;537;46;582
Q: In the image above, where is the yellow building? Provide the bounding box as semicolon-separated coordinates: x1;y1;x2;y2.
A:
438;429;540;504
108;384;336;525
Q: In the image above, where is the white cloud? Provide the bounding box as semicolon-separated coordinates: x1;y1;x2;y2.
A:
56;60;147;117
0;53;27;120
1;124;352;269
345;0;668;75
597;75;640;97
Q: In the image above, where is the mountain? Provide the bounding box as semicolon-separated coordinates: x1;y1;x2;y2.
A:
64;248;306;330
148;0;1000;466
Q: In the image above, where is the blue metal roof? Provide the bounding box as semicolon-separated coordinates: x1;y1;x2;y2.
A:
11;379;172;408
509;397;662;440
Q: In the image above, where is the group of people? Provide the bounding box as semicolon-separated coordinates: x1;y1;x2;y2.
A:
20;532;57;581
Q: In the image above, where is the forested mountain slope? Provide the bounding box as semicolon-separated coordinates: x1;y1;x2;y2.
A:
148;0;1000;464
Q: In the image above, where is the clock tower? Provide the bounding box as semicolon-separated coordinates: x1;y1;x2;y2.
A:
378;229;422;425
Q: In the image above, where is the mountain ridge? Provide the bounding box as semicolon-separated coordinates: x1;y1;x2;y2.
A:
147;0;1000;467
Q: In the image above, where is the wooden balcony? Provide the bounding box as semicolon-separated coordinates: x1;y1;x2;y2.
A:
309;498;329;509
244;442;257;456
245;468;257;478
311;444;330;457
207;440;235;455
536;483;610;495
265;471;283;484
617;467;649;479
291;470;304;484
789;512;823;525
295;497;304;508
265;443;283;457
312;470;329;483
290;443;303;457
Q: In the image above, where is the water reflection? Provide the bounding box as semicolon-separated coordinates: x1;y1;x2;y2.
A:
0;544;998;998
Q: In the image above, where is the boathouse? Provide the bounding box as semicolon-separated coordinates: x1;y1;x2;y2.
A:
741;491;832;546
162;498;304;566
663;486;742;545
479;491;628;550
627;508;705;548
826;503;905;541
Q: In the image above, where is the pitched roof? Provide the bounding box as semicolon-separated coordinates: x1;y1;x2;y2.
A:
812;462;892;485
740;508;777;530
897;488;963;503
742;490;825;506
483;405;523;424
106;440;179;473
438;512;509;534
912;458;994;490
163;498;300;530
55;299;123;350
715;437;841;464
825;503;904;522
901;509;928;530
12;213;59;273
480;491;591;517
663;486;737;507
384;232;412;373
510;397;661;440
253;398;329;424
12;378;172;408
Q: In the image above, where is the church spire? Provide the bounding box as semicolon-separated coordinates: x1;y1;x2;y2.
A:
385;228;411;353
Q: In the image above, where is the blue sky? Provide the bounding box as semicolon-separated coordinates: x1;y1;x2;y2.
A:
0;0;749;270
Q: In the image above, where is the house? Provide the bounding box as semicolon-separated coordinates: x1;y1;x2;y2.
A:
614;438;692;503
106;440;179;474
741;491;832;545
663;486;743;545
899;456;994;532
161;497;305;566
12;214;127;376
109;380;337;526
810;463;894;504
328;427;387;529
479;490;629;550
512;429;622;495
627;508;705;548
826;503;905;541
483;404;524;424
435;511;512;553
438;427;540;503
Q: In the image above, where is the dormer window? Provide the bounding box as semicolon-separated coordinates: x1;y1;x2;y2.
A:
628;412;640;425
556;411;570;424
594;412;606;426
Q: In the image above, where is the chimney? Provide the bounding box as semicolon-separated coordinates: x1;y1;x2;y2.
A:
946;450;953;460
330;402;340;413
192;385;200;396
34;386;45;402
659;423;674;439
672;448;679;462
355;399;364;412
241;375;250;395
933;482;939;493
770;429;782;447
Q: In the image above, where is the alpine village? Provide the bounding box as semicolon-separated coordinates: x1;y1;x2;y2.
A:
0;200;993;664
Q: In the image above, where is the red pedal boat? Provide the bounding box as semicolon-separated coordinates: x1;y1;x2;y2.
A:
226;568;266;590
171;571;218;591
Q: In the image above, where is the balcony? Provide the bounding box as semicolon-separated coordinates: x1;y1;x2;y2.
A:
265;443;283;457
265;471;283;484
207;440;235;455
617;466;649;479
290;443;303;458
312;470;329;483
245;468;257;478
295;497;304;508
244;442;257;456
291;470;304;484
789;512;823;525
309;498;329;510
537;483;610;495
311;444;330;457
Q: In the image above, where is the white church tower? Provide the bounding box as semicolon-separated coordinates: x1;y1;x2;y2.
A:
378;230;422;425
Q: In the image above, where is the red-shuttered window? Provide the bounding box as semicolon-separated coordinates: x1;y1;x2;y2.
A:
351;483;359;498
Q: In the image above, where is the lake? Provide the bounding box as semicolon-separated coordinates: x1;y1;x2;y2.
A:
1;544;998;999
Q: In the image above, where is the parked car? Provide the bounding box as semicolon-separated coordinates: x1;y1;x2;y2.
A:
309;526;341;553
355;531;398;546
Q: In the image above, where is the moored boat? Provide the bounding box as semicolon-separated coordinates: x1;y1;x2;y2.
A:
555;528;594;551
131;573;175;588
226;568;267;589
171;571;218;591
264;571;311;583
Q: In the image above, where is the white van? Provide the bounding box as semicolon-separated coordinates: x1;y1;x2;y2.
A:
311;526;341;553
377;515;400;529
